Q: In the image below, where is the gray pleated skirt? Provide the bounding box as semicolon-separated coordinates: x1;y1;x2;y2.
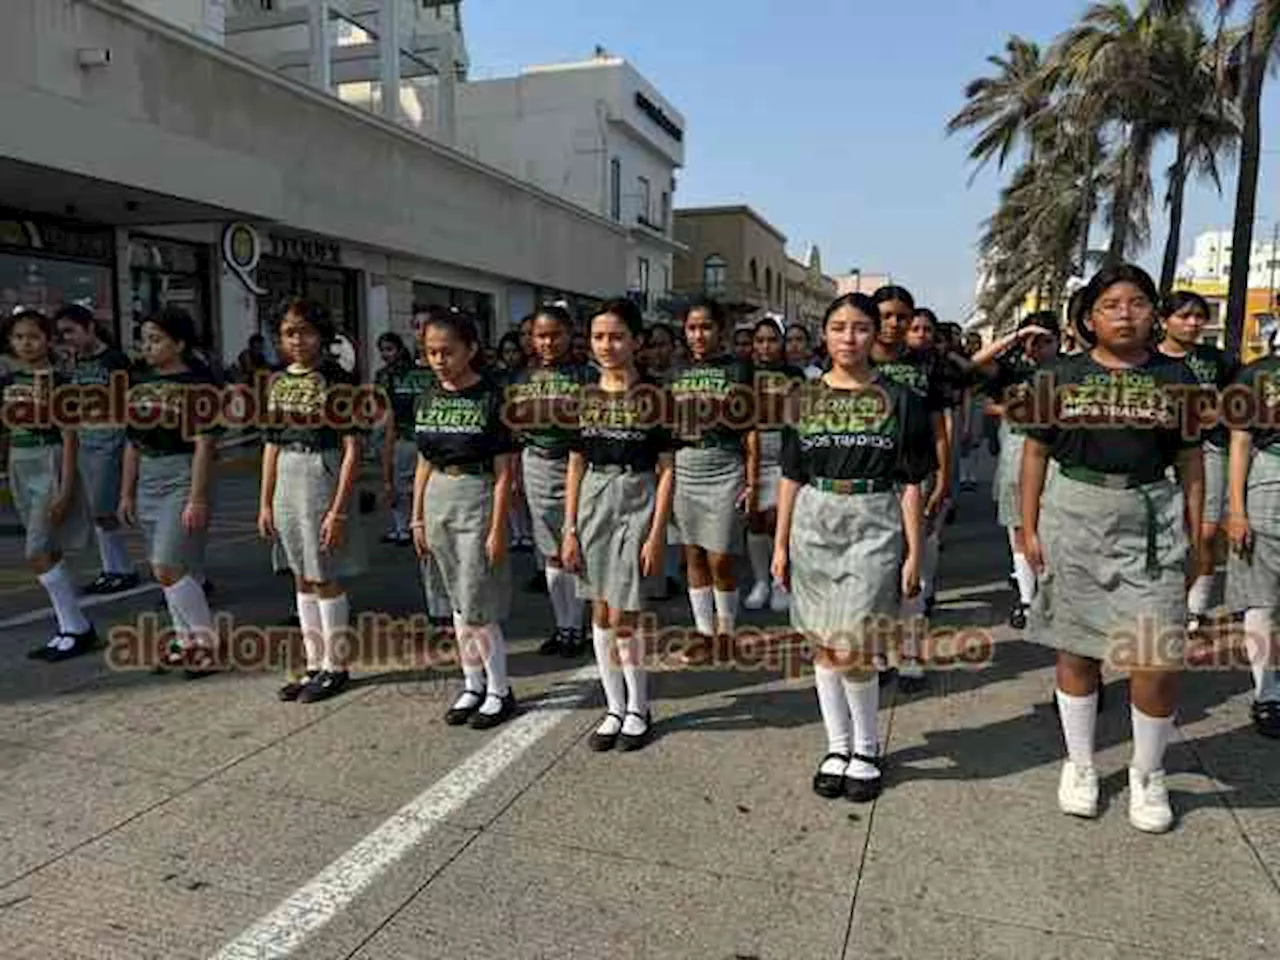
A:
1029;473;1187;668
1227;449;1280;612
757;430;783;512
1203;442;1228;526
424;471;511;625
77;429;125;519
993;422;1026;529
138;453;208;571
673;445;744;554
273;448;369;583
577;466;657;612
9;443;93;560
521;447;569;559
789;486;903;652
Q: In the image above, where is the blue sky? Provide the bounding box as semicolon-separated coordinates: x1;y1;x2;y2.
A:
466;0;1280;322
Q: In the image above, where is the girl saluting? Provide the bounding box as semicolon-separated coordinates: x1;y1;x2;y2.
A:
1023;264;1203;834
773;293;934;803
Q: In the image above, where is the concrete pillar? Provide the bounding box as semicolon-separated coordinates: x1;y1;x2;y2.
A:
308;0;331;92
379;0;401;122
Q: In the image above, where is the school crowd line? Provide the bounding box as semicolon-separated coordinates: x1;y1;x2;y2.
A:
2;261;1277;835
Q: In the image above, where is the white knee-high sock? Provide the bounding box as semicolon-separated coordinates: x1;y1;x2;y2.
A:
317;594;350;672
454;613;486;694
714;589;739;636
96;527;131;575
1012;553;1037;605
842;674;880;761
296;592;323;672
1243;608;1280;702
562;574;584;628
38;562;89;634
1187;574;1214;616
746;533;771;586
617;628;648;717
688;586;715;636
1131;707;1175;775
544;565;569;628
165;575;214;649
1056;689;1098;767
814;664;851;775
391;508;408;536
480;622;509;700
592;625;627;716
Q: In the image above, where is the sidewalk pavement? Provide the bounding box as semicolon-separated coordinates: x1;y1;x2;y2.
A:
0;449;1278;959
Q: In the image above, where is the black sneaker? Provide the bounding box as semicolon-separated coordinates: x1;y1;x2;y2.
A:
83;573;115;595
297;670;350;703
279;670;321;702
99;572;140;594
559;628;585;659
45;626;100;663
525;572;548;594
1009;602;1027;630
470;689;517;730
538;629;565;656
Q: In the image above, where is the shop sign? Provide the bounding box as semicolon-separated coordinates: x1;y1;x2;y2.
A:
0;216;114;263
222;222;267;296
268;233;342;266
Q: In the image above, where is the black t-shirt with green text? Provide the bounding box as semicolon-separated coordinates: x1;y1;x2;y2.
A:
264;362;362;451
0;367;66;448
377;362;435;442
668;355;754;450
978;352;1043;434
1164;343;1237;449
69;345;132;432
1229;356;1280;452
505;362;599;456
753;362;806;434
414;374;515;470
1021;351;1200;475
781;375;936;485
571;376;674;473
873;348;949;415
126;367;221;456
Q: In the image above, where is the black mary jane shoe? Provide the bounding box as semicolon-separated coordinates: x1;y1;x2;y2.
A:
297;669;350;702
470;689;518;730
1008;602;1028;630
559;628;585;659
812;752;850;799
1252;699;1280;739
587;712;624;752
617;710;653;752
445;690;485;726
278;670;321;702
45;626;100;664
538;629;565;657
843;755;884;804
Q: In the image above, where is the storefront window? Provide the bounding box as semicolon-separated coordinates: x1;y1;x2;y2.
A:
128;235;211;352
257;257;362;372
413;282;495;344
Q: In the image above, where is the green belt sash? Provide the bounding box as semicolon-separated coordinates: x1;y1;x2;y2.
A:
1058;465;1169;578
809;477;896;496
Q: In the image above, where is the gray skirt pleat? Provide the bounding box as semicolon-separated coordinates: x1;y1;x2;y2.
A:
78;429;125;519
757;431;783;512
521;448;568;560
1203;442;1228;526
424;471;511;625
9;443;93;560
1029;473;1187;667
138;453;208;570
273;448;368;583
1227;449;1280;612
673;445;744;554
993;422;1025;529
789;486;903;652
576;466;657;612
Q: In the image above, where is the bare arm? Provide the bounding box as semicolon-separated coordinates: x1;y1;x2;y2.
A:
648;452;676;540
1176;445;1205;544
770;477;800;588
189;434;214;506
1019;437;1051;573
489;452;513;548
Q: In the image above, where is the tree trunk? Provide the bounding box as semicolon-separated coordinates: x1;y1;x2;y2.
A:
1225;43;1266;361
1107;126;1138;265
1159;129;1191;297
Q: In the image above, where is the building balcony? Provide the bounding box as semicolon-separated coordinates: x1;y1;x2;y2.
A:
671;281;778;313
629;217;687;253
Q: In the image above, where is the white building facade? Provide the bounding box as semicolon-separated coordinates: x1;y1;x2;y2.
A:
0;0;629;378
1177;229;1280;289
455;54;686;320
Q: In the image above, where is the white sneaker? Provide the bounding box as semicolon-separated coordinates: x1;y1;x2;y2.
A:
1057;760;1100;818
769;583;791;612
1128;767;1173;834
743;581;770;610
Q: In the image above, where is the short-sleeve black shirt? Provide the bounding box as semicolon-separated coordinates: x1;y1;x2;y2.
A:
125;367;221;456
572;377;673;472
505;362;599;456
1021;351;1200;474
377;363;435;442
668;355;755;450
873;348;948;415
264;362;362;451
781;375;936;486
754;362;806;434
0;367;65;448
1166;343;1237;448
1229;357;1280;451
414;374;515;471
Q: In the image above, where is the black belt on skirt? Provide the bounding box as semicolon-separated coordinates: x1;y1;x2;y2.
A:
808;476;896;496
1058;464;1169;578
436;461;493;477
523;444;569;461
587;462;653;475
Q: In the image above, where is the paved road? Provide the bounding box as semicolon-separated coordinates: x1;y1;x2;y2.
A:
1;449;1278;959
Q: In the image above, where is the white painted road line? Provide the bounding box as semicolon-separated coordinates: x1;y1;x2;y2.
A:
0;582;160;629
209;664;599;960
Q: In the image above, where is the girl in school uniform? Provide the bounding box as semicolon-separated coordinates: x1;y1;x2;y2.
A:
375;332;416;546
119;307;221;677
411;312;517;729
3;309;97;661
870;286;951;691
638;323;683;603
669;300;759;661
506;304;597;659
1156;292;1237;637
744;317;805;612
259;299;368;703
785;325;822;380
772;293;933;802
54;305;137;595
561;298;675;751
1223;350;1280;737
1023;264;1203;833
